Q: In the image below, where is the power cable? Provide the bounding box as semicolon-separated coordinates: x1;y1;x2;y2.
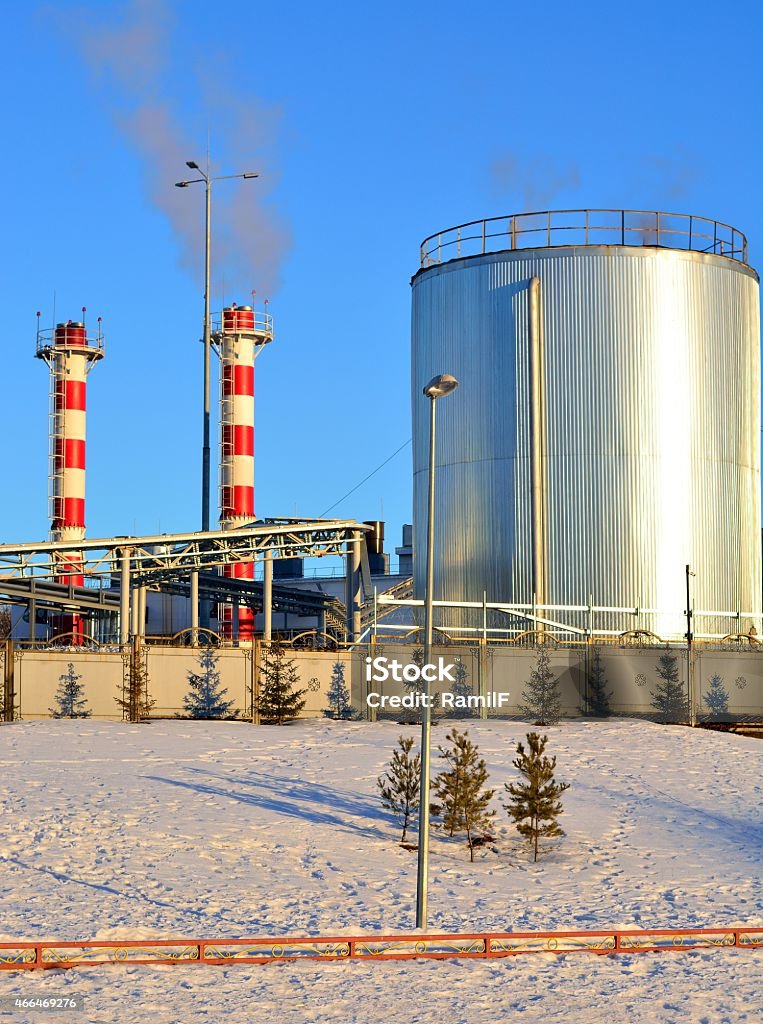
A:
319;438;412;518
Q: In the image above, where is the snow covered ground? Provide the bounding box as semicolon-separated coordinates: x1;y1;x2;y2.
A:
0;718;760;1023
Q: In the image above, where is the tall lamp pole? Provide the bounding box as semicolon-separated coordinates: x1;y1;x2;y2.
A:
686;563;696;726
175;162;259;626
416;372;459;930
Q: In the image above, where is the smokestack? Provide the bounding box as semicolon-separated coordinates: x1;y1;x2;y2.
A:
35;310;104;642
217;303;273;640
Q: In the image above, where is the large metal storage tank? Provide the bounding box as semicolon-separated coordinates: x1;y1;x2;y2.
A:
411;210;761;638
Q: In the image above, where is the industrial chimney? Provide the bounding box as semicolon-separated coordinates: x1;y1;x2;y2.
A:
35;310;104;641
216;303;273;640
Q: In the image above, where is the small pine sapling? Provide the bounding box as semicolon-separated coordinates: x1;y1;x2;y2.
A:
450;656;474;717
325;661;356;720
49;662;91;719
377;735;421;843
432;727;495;861
256;643;307;724
115;650;156;722
505;731;569;862
521;648;562;725
183;648;237;719
586;647;612;717
702;673;730;720
649;652;689;723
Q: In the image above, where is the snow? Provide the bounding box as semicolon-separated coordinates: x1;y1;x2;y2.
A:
0;718;761;1022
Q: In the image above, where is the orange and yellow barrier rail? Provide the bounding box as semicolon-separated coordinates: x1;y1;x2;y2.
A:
1;927;762;970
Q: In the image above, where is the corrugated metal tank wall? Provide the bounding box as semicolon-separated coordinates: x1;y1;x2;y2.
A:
411;245;761;636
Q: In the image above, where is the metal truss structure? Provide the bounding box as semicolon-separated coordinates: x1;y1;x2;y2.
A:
0;518;371;581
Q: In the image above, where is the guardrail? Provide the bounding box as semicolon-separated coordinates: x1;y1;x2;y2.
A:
2;926;761;970
419;209;749;267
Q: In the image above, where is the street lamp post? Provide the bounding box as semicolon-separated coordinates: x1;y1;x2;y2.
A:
175;163;259;628
416;372;459;930
686;564;696;726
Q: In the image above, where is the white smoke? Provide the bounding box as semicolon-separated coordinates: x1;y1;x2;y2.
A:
58;0;290;298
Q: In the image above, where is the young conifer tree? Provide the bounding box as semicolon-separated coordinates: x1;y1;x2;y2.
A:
115;651;156;722
586;647;612;717
183;648;237;719
325;661;356;720
505;731;569;862
257;643;307;724
520;649;562;725
377;735;421;842
649;651;689;723
702;673;730;720
49;662;91;719
433;727;495;861
450;656;474;718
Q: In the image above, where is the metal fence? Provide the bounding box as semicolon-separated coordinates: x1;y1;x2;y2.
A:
419;209;749;267
2;926;761;970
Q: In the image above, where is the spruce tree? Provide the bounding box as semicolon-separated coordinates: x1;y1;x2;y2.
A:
432;727;495;861
450;656;474;718
649;652;689;723
256;643;306;724
585;647;612;717
49;663;91;719
183;648;237;719
505;732;569;862
520;649;562;725
377;735;421;842
325;661;356;719
703;673;730;720
401;645;437;721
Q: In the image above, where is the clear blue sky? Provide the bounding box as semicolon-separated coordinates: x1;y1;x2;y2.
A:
2;0;762;559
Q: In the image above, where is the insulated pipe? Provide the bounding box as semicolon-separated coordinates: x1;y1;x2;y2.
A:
130;586;140;638
119;548;131;645
529;277;548;610
345;533;362;642
138;586;147;640
262;550;273;642
190;570;199;645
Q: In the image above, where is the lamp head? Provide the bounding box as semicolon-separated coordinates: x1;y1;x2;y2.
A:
186;160;199;170
423;373;459;399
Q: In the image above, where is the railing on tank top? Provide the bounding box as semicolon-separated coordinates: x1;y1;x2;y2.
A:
419;209;749;267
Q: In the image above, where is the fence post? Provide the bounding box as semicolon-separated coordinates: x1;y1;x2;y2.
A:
3;639;15;722
252;640;261;725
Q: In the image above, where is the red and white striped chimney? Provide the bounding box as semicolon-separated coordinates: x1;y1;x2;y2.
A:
36;311;104;641
217;303;273;640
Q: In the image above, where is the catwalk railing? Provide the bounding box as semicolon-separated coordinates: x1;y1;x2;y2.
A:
419;209;749;267
1;927;761;970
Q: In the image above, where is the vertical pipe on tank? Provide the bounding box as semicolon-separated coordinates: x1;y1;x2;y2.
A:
529;277;548;610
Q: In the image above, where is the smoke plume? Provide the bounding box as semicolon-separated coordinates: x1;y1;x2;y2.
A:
489;155;580;210
60;0;290;298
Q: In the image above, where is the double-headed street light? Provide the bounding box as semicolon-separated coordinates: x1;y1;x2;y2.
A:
416;372;459;929
175;162;260;537
175;162;259;628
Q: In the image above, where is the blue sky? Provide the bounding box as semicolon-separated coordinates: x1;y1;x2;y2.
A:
2;0;762;561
